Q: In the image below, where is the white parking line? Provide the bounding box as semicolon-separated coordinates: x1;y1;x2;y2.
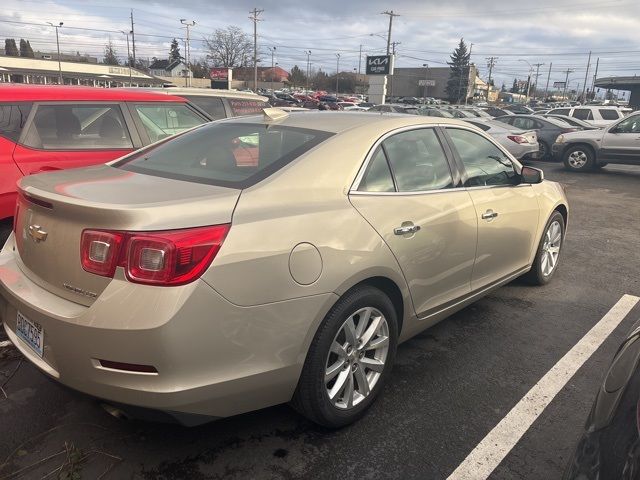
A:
447;294;640;480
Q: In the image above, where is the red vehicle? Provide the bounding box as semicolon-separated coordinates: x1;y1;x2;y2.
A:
0;85;210;242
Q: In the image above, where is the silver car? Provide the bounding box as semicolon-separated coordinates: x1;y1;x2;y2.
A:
464;118;539;160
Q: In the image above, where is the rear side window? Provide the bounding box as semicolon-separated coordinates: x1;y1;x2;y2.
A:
116;123;333;188
599;109;621;120
228;99;270;117
572;109;593;120
184;96;227;120
22;104;133;150
133;103;205;143
358;147;395;192
0;103;32;142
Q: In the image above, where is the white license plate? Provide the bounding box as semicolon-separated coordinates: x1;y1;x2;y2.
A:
16;311;44;357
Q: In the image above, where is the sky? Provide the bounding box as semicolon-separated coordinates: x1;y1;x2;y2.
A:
2;0;640;94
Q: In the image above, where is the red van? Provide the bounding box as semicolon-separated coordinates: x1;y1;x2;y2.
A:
0;85;210;241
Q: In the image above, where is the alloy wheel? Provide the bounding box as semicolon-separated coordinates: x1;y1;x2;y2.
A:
325;307;389;409
567;150;588;169
541;220;562;277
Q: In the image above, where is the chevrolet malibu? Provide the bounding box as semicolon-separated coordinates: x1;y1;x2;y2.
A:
0;111;568;427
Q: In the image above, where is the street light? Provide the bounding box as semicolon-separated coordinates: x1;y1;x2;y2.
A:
180;19;196;87
270;46;277;92
120;30;132;87
518;59;534;100
47;22;63;84
335;53;341;94
422;63;429;100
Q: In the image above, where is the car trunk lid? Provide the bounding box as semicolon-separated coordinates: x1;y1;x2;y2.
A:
14;165;240;306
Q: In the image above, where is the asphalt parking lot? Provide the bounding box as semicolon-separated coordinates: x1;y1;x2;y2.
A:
1;162;639;480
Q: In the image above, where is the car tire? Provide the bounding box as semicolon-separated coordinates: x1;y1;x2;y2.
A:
291;285;398;428
563;145;595;172
538;141;550;160
523;211;565;286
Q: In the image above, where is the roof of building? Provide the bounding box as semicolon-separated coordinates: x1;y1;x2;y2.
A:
149;59;185;71
0;84;188;102
0;55;157;81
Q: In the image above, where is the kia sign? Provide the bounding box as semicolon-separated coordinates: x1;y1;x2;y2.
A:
366;55;393;75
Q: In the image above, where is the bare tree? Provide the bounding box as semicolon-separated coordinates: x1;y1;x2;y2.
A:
204;26;252;67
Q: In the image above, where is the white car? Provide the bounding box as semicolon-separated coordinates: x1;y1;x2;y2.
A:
547;106;626;127
464;119;539;160
339;102;369;111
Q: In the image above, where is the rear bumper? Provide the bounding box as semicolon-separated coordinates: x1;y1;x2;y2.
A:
0;233;337;422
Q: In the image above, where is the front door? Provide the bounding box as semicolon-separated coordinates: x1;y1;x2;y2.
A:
444;127;540;290
349;127;477;316
601;115;640;164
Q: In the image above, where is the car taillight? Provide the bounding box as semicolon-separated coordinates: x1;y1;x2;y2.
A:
507;135;528;144
80;225;230;286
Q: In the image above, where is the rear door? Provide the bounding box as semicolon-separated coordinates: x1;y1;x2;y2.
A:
443;127;540;290
600;115;640;164
349;127;477;316
13;102;141;176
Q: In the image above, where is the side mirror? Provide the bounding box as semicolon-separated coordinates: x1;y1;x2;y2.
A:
521;166;544;184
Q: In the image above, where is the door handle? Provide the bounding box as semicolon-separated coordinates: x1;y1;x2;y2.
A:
394;224;421;235
481;210;499;220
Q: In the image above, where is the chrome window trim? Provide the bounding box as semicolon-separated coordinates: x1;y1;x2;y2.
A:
350;124;456;194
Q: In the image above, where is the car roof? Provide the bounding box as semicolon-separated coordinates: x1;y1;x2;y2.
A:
0;84;186;102
134;87;267;101
226;110;472;134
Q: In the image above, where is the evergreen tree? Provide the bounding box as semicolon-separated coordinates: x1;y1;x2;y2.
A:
511;78;519;93
4;39;19;56
169;38;182;62
19;39;35;57
103;40;120;65
288;65;306;87
501;83;507;93
446;38;471;104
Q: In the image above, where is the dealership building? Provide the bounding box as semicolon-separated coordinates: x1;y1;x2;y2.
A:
385;65;480;100
0;55;164;87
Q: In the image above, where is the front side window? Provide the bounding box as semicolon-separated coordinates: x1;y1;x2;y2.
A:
134;103;205;143
600;109;622;121
0;103;32;142
446;128;519;187
116;123;333;188
612;115;640;133
382;128;453;192
22;104;133;150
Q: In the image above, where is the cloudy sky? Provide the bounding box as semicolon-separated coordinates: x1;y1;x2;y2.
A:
2;0;639;93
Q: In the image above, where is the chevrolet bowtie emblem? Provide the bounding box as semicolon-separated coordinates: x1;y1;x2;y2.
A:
28;224;48;243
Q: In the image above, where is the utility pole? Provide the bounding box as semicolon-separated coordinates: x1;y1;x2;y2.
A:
249;8;263;92
358;44;363;75
544;62;552;101
464;43;474;105
381;10;399;55
591;57;600;100
305;50;311;90
335;53;340;94
270;47;276;91
47;22;63;84
581;51;592;102
120;30;132;86
485;57;497;103
180;19;195;87
562;68;574;100
422;63;429;99
130;10;136;68
532;62;544;100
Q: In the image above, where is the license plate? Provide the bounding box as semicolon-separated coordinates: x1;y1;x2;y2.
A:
16;311;44;357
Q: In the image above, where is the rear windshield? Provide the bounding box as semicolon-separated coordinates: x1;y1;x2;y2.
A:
116;122;333;188
228;98;270;117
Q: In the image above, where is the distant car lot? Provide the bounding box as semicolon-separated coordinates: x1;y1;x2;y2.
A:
1;162;639;479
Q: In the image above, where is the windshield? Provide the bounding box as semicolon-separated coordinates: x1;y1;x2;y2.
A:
116;122;333;188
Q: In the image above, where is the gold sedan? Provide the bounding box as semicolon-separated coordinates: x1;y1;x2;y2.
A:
0;110;568;427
